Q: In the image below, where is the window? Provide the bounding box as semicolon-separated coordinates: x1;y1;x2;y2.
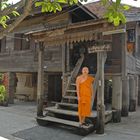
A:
0;37;6;53
127;29;135;43
14;33;30;51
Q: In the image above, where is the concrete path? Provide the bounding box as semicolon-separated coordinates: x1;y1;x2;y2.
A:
0;101;37;140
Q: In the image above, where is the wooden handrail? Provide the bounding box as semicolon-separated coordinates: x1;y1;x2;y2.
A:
65;54;84;95
91;72;98;110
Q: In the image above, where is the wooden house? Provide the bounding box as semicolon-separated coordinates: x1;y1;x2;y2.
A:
1;1;140;133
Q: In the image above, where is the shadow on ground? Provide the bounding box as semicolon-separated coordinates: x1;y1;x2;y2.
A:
12;125;84;140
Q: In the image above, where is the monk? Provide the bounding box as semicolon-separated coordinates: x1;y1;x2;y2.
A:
76;67;94;126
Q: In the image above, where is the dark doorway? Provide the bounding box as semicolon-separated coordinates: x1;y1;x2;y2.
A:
48;74;62;102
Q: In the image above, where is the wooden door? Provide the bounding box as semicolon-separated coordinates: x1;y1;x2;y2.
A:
48;74;62;102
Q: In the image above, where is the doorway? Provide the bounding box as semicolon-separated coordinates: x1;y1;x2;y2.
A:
48;73;62;102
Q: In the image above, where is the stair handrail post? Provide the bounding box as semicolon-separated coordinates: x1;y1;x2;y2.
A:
91;72;99;110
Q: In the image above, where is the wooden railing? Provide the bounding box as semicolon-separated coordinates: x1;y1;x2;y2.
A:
0;50;33;57
136;57;140;69
91;73;98;109
65;54;84;95
126;54;136;72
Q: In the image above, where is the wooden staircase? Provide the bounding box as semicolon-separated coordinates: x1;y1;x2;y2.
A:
37;54;113;135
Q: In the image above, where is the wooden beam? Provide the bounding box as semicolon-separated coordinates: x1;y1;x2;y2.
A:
129;76;136;112
96;52;106;134
37;42;44;116
66;43;70;72
122;76;129;116
8;72;16;104
62;44;66;96
121;32;129;117
112;76;122;122
135;76;139;108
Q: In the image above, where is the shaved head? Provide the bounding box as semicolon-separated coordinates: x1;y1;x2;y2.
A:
82;67;89;75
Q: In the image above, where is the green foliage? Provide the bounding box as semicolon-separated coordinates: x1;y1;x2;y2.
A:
101;0;108;6
35;0;78;13
0;15;10;28
101;0;130;26
0;85;6;102
0;0;20;28
0;0;131;28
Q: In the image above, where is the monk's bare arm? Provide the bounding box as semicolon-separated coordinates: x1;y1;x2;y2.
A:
76;76;80;100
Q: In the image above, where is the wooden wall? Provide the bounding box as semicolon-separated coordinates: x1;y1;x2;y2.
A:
0;50;37;72
0;44;62;73
126;22;140;75
43;46;62;72
105;34;122;73
135;22;140;73
0;12;69;73
15;73;37;101
13;12;70;33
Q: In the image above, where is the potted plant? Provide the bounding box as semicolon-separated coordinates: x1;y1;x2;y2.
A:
0;79;8;106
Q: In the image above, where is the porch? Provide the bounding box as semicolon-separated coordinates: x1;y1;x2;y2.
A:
29;19;125;134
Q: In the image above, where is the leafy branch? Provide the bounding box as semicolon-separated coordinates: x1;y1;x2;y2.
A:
101;0;130;26
0;0;20;28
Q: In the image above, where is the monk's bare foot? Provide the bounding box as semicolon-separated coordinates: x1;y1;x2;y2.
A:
79;123;83;128
82;122;90;126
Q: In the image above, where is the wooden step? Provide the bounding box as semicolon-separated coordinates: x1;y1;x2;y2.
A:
57;102;78;108
63;96;77;100
44;106;113;123
71;83;76;86
67;90;77;93
37;116;94;129
45;106;94;117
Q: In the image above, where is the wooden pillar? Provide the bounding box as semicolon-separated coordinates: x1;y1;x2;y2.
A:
8;72;16;104
37;42;44;117
112;76;122;122
129;76;136;112
66;43;70;72
121;32;129;117
138;76;140;106
135;76;139;108
96;52;106;134
62;44;66;96
121;76;129;116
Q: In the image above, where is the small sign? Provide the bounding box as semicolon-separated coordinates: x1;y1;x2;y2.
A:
88;44;112;53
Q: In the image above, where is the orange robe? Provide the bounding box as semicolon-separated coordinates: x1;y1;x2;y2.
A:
78;76;94;117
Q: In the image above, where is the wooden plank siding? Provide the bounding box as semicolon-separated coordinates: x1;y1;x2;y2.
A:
0;48;62;72
0;12;69;73
13;12;70;33
126;54;136;74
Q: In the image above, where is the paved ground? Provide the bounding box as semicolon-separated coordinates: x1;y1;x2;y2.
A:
0;100;140;140
83;107;140;140
0;101;37;140
0;100;83;140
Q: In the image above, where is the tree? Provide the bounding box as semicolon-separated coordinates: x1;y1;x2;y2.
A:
101;0;130;26
0;0;133;39
0;0;79;39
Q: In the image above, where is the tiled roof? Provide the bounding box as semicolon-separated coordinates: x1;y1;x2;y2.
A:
84;1;140;19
